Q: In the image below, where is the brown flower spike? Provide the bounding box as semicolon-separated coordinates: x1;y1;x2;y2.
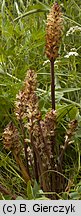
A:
46;2;63;60
15;70;38;121
3;121;30;182
3;121;21;154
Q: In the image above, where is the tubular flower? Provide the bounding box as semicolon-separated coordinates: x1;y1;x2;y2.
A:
15;70;40;124
46;2;63;61
42;110;57;160
3;122;21;154
64;119;78;145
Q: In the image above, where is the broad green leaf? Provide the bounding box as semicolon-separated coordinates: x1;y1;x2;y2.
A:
69;192;80;199
77;186;81;193
27;181;34;200
14;8;47;22
33;180;40;198
57;88;81;93
68;106;78;120
35;196;50;200
16;196;24;200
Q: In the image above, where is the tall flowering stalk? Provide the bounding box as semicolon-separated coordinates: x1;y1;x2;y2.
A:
15;70;40;182
46;2;63;194
46;2;63;109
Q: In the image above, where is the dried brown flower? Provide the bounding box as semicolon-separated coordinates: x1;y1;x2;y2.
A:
65;119;78;145
41;110;57;160
15;70;40;124
3;122;21;154
3;122;30;182
46;2;63;60
44;109;57;136
58;119;78;165
31;110;57;172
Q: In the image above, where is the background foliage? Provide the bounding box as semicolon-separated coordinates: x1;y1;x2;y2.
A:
0;0;81;199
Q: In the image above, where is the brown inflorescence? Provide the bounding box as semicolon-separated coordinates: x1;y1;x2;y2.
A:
64;119;78;146
15;69;39;122
41;110;57;161
58;120;78;166
3;122;30;182
3;121;21;154
46;2;63;61
15;70;41;178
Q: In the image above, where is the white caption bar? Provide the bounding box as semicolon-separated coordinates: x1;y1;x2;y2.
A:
0;200;81;216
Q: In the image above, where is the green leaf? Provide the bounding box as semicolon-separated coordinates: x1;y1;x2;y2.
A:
56;91;64;102
33;180;40;198
35;196;50;200
58;87;81;93
16;196;24;200
77;186;81;193
61;97;81;108
69;106;78;120
13;8;47;22
69;192;80;199
62;192;69;200
27;181;34;200
57;104;73;121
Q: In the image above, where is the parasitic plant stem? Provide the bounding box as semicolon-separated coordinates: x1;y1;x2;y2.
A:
50;59;55;110
20;121;30;176
30;120;39;182
13;152;30;183
50;59;56;194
